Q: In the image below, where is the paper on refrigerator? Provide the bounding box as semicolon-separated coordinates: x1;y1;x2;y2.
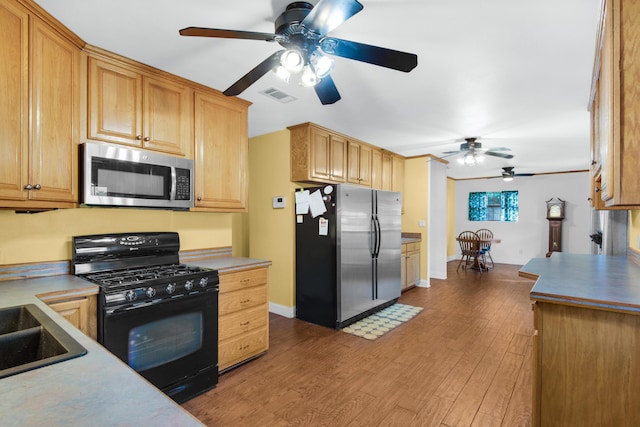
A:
295;190;310;214
308;190;327;218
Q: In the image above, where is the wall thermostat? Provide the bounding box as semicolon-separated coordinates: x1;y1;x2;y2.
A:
272;196;286;209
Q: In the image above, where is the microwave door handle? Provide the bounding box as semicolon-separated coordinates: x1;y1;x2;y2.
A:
169;167;177;201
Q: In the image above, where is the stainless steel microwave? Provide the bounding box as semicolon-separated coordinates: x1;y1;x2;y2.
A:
80;142;194;210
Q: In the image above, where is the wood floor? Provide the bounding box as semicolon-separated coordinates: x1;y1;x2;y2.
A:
183;262;535;427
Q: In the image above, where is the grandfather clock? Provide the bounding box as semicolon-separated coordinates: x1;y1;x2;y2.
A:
546;198;566;257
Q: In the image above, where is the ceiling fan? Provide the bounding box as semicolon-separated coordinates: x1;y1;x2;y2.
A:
178;0;418;105
442;137;514;164
496;166;535;181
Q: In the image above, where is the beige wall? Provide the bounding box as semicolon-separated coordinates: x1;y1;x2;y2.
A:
447;178;456;257
0;208;232;265
402;157;429;279
630;210;640;251
246;130;297;309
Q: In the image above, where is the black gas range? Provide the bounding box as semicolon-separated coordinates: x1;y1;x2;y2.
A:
72;232;219;403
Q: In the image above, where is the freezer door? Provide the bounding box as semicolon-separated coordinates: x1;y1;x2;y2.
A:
336;185;375;323
375;190;402;301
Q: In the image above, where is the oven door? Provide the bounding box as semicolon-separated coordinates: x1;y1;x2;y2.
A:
101;290;217;395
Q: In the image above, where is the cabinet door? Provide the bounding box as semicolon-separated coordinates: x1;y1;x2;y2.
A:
309;126;332;181
392;154;404;194
358;143;372;187
88;57;143;147
407;250;420;287
347;141;372;186
329;133;347;182
143;76;191;156
597;0;615;203
401;245;407;290
0;0;28;201
371;149;382;190
381;152;393;191
29;17;78;202
194;91;248;211
47;296;97;340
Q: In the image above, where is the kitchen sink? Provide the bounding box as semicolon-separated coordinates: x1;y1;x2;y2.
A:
0;304;87;379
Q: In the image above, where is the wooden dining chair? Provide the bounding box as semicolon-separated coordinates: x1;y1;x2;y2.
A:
476;228;494;270
457;231;485;272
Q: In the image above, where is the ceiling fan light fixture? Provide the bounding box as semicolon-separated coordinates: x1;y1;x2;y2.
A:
281;49;305;73
502;168;515;181
274;66;292;83
311;52;334;78
300;64;319;87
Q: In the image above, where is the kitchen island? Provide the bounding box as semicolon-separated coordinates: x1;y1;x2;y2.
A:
520;252;640;427
0;274;203;427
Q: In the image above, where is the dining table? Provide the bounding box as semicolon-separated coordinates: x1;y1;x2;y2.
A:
456;236;501;270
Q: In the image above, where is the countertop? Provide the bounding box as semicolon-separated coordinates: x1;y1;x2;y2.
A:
520;252;640;314
0;256;270;426
401;233;422;245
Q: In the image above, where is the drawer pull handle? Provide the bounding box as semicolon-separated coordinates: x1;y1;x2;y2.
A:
240;299;250;304
240;321;250;326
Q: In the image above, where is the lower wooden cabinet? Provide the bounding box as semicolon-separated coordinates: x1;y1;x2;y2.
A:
41;293;97;340
532;301;640;426
402;241;421;290
218;266;269;372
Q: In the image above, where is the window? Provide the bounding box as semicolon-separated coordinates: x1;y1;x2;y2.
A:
469;191;518;222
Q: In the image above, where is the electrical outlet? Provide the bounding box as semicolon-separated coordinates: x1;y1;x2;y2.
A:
418;220;426;228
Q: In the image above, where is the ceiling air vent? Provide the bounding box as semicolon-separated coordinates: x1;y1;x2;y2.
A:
260;87;297;103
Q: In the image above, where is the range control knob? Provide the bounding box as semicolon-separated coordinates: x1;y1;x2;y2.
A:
146;287;157;298
125;290;137;302
184;280;194;291
166;283;176;294
199;277;208;288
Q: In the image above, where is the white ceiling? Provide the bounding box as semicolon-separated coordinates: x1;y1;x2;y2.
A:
34;0;601;179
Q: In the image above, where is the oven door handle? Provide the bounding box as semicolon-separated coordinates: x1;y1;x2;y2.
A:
107;301;156;314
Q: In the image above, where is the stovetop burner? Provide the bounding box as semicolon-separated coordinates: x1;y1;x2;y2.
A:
85;264;210;287
72;232;219;308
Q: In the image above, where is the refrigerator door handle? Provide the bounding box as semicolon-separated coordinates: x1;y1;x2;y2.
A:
370;216;376;257
373;214;381;259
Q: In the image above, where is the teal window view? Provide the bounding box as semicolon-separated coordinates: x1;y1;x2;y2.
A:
469;191;519;222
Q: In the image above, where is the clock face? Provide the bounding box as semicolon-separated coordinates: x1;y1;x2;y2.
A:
549;205;562;218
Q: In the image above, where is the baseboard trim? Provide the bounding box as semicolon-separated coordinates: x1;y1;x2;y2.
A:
269;302;295;318
417;279;431;288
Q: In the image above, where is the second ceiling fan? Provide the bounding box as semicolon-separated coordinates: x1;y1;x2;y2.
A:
179;0;418;104
443;137;514;164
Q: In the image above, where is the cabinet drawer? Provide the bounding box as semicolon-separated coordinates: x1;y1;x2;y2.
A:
219;304;268;341
407;242;421;253
219;268;268;293
219;284;268;316
219;326;268;371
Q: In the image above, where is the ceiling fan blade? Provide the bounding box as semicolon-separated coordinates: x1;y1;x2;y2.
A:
482;146;511;152
314;75;341;105
485;151;514;159
320;37;418;72
301;0;364;36
179;27;279;42
223;50;284;96
442;150;462;155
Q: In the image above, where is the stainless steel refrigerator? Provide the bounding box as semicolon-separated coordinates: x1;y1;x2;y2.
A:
295;184;402;329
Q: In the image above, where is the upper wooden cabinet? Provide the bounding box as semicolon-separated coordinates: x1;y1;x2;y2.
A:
589;0;640;208
0;0;80;209
347;139;372;187
192;91;249;212
392;154;405;194
290;122;347;184
86;55;192;157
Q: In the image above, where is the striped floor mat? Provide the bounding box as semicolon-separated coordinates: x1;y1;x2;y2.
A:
341;303;423;340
